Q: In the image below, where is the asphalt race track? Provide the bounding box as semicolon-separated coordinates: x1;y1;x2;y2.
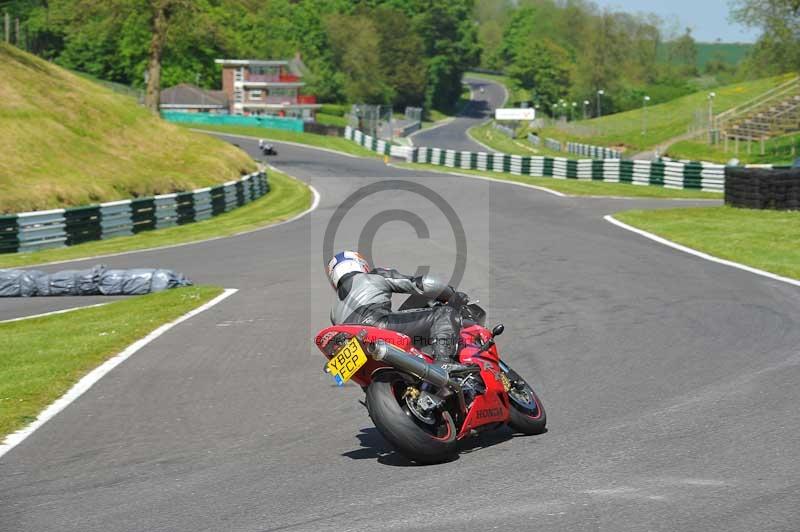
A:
2;132;800;531
408;77;506;151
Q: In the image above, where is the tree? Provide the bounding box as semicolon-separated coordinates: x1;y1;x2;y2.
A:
412;0;480;112
143;0;195;111
325;12;393;104
370;5;426;108
668;28;698;77
507;38;570;108
730;0;800;74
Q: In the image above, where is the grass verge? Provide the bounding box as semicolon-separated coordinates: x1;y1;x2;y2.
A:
183;123;378;158
536;74;795;154
0;286;223;439
397;162;722;199
615;207;800;280
667;134;799;165
0;169;311;268
0;44;255;213
469;122;576;158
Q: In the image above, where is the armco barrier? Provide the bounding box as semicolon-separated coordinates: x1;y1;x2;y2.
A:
0;171;268;254
567;142;621;160
343;127;724;192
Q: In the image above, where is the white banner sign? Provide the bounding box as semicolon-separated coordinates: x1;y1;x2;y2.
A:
495;108;536;121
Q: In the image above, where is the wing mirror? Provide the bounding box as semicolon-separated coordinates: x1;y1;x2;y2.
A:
492;324;504;337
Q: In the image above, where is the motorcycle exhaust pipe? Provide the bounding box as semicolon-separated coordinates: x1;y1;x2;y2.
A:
368;340;451;389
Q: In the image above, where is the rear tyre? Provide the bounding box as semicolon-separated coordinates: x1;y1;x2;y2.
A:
366;371;458;464
500;361;547;435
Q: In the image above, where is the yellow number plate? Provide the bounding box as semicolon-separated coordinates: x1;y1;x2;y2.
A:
327;336;368;386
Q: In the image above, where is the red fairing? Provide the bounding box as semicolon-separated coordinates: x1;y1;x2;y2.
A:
316;322;510;439
456;325;510;437
314;325;431;388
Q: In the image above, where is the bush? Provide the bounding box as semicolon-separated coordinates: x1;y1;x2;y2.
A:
320;103;349;117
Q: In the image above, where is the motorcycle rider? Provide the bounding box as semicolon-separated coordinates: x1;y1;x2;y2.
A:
327;251;468;366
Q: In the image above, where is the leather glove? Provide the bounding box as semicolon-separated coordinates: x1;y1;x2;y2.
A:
450;290;470;308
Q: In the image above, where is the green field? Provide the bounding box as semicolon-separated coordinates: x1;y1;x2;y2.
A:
667;133;799;165
185;123;378;158
398;162;721;199
615;206;800;280
0;286;223;439
537;74;795;155
0;44;255;214
0;169;311;269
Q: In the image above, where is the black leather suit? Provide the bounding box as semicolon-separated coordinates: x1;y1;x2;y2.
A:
331;268;462;362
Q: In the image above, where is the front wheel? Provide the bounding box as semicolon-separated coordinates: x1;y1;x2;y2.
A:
500;361;547;435
366;371;457;464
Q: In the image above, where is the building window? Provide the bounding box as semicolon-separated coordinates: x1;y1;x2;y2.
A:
268;87;296;98
249;90;262;100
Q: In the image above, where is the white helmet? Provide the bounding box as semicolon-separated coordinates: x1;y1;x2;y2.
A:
327;250;370;288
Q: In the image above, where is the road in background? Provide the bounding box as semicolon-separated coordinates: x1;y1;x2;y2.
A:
409;77;507;152
2;137;799;532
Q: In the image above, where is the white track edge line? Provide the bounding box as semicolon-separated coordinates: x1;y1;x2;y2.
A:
387;163;567;197
0;288;238;459
10;183;320;268
0;303;109;324
604;215;800;288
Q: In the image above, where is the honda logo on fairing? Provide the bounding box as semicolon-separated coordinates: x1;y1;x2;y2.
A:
476;407;503;419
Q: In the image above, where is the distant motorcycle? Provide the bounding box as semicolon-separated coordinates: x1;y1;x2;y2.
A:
314;294;546;464
258;140;277;156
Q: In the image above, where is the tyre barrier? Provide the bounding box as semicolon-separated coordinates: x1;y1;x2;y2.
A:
725;167;800;210
343;127;724;192
0;171;269;254
344;126;414;159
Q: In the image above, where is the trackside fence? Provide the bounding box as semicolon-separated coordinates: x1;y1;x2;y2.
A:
567;142;621;159
0;171;269;254
343;127;726;192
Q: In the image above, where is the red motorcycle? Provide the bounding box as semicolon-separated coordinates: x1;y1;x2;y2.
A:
314;296;546;464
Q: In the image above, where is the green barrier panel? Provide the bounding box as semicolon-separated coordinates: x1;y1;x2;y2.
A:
65;205;102;245
502;155;511;173
235;181;246;207
161;111;304;133
650;162;665;186
486;153;494;169
0;215;19;254
591;160;604;180
210;185;227;215
566;160;578;179
131;198;156;233
454;152;462;167
543;158;554;177
619;161;634;183
175;192;195;225
470;152;478;169
521;157;531;175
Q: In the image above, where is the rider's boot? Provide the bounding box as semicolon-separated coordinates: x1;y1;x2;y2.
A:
431;336;469;373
